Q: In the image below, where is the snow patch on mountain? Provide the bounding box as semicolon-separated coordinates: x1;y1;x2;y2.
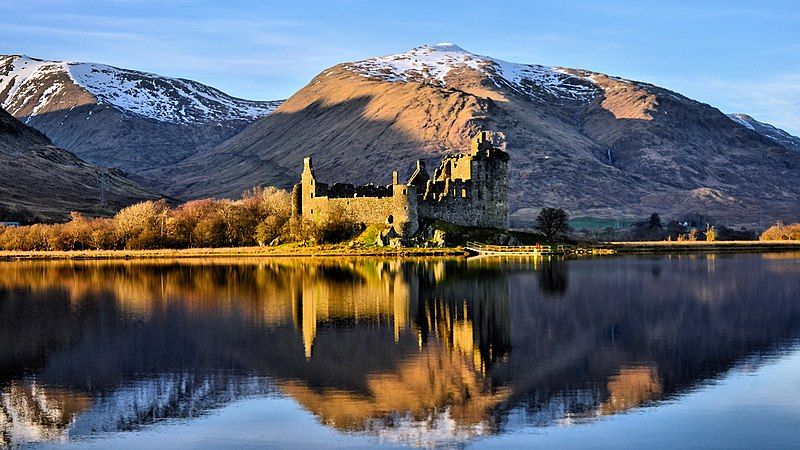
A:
0;55;281;124
343;43;598;102
728;113;800;152
728;113;755;130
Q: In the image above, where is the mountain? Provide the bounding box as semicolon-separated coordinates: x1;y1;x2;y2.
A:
728;113;800;152
0;54;281;182
160;44;800;226
0;107;161;222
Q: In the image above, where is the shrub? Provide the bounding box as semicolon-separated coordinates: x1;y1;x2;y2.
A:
649;213;662;229
705;225;717;242
760;223;800;241
315;205;361;244
0;185;298;251
255;216;284;246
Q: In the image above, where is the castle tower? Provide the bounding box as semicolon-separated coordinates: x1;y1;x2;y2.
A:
299;157;317;218
468;132;509;229
302;157;316;194
392;179;419;236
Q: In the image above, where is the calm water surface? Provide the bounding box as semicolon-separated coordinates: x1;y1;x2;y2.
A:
1;253;800;448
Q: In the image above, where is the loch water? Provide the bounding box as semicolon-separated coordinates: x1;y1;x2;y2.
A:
1;253;799;448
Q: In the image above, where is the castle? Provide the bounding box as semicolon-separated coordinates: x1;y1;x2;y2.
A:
291;132;509;236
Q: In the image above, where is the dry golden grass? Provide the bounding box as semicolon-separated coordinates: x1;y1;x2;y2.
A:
604;240;800;253
0;243;464;261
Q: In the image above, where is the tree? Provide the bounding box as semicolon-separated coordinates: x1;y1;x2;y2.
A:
255;216;283;246
649;213;662;229
193;215;226;247
760;222;800;241
260;187;292;222
315;204;359;243
221;200;259;246
113;200;168;249
88;218;118;249
705;224;717;242
169;199;218;247
535;207;570;241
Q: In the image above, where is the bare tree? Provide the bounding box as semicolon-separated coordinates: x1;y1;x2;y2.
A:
535;207;570;241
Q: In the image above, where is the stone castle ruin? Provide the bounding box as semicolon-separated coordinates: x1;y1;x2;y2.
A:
291;132;509;236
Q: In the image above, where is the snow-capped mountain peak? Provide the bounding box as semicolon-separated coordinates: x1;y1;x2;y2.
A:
0;54;280;125
342;43;598;102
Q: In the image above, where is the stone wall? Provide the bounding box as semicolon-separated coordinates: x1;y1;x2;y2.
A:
298;157;418;235
310;187;418;235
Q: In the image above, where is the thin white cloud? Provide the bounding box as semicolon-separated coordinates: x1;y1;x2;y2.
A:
696;74;800;136
642;73;800;136
0;23;155;44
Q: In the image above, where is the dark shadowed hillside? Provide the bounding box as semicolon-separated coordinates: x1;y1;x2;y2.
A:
0;108;161;222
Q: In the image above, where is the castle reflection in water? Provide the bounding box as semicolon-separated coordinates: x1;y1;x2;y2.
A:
1;254;800;447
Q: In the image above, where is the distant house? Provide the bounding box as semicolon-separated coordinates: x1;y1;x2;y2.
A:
0;221;20;228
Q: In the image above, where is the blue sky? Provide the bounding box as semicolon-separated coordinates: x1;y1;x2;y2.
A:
2;0;799;134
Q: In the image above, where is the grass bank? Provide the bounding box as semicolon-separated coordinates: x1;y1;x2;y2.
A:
602;240;800;254
0;244;466;261
4;241;799;261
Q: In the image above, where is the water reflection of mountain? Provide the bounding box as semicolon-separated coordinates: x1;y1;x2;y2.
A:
1;255;799;447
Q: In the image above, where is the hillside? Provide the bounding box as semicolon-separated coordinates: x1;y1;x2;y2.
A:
0;54;281;180
0;108;161;222
161;44;800;226
728;113;800;152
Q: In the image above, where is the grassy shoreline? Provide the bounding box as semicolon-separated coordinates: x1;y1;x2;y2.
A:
602;240;800;253
0;244;466;261
1;241;799;261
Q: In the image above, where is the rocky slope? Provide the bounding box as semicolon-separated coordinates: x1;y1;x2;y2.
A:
0;54;281;181
0;108;161;222
728;113;800;152
163;44;800;226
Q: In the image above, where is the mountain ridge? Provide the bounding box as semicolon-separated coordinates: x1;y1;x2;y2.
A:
160;44;800;226
0;54;282;179
1;54;280;124
727;113;800;152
